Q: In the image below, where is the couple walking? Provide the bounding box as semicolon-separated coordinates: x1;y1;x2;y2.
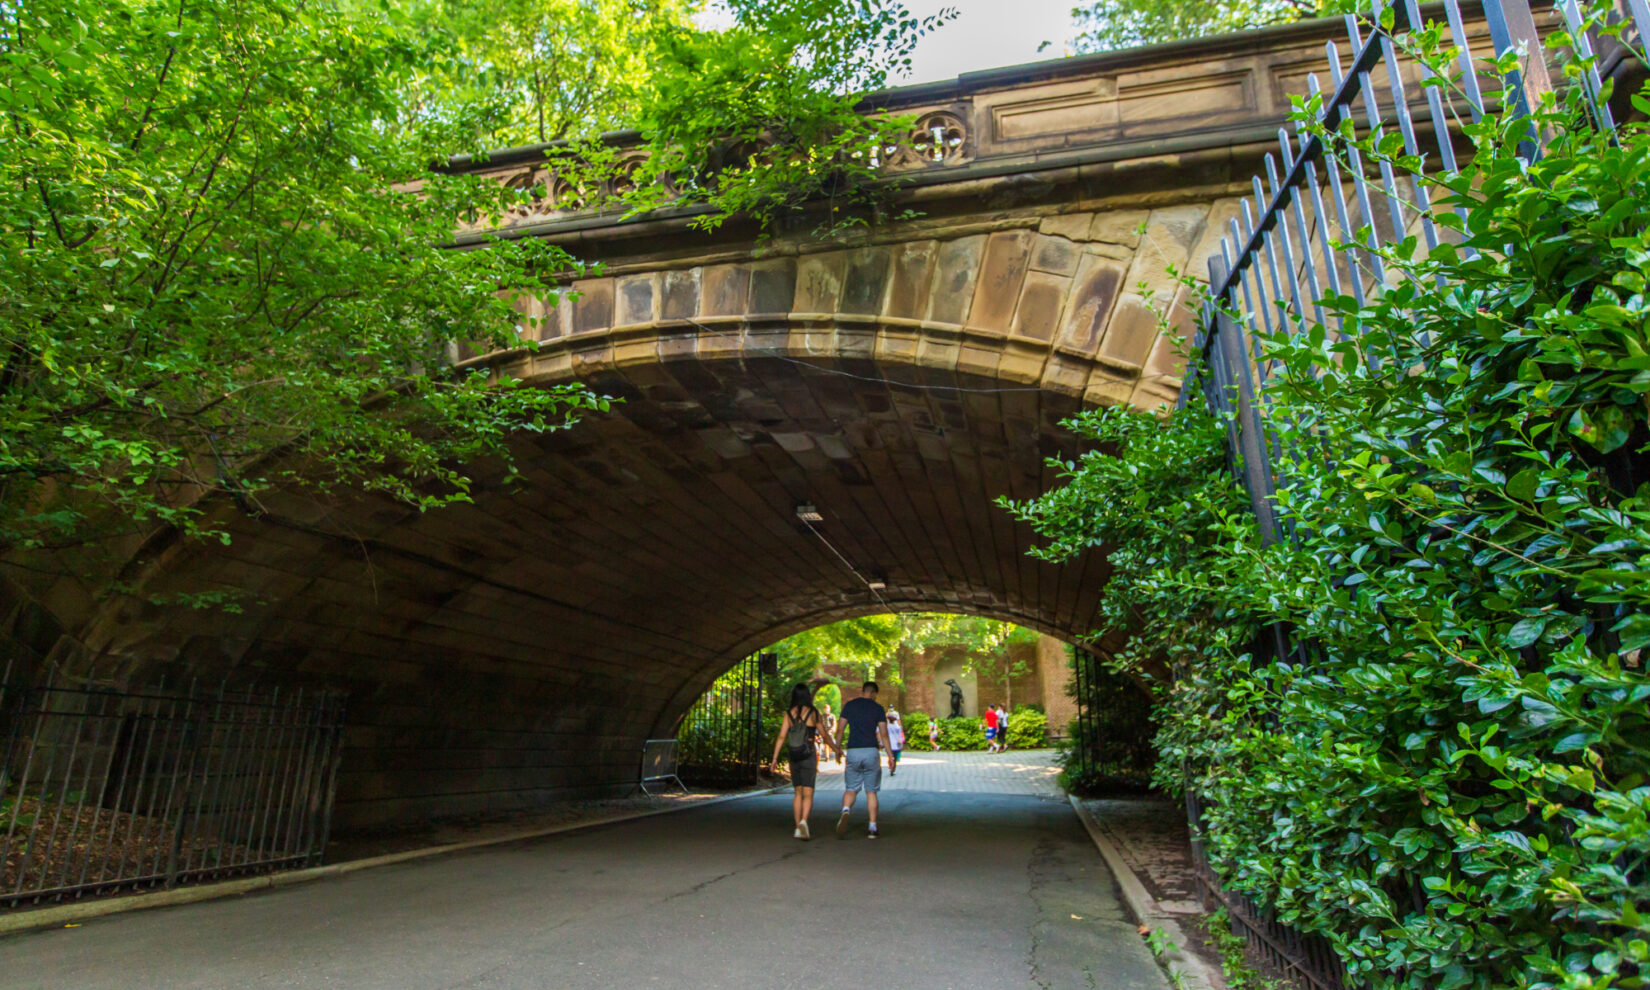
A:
768;681;894;840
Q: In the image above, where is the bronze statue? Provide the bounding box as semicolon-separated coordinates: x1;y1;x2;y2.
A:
945;678;964;719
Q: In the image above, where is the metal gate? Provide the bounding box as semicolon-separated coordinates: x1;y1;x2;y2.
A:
1068;646;1157;788
1069;647;1102;782
675;654;763;787
0;668;345;909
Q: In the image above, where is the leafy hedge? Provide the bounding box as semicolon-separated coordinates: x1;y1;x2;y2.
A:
900;711;932;749
935;717;986;750
1007;16;1650;990
1004;709;1048;748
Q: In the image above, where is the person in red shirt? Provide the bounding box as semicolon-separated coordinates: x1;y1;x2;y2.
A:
983;704;1000;754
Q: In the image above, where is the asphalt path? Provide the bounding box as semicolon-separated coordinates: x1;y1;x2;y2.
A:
0;787;1168;989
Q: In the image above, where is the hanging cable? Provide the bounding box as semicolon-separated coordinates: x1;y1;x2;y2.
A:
798;512;892;612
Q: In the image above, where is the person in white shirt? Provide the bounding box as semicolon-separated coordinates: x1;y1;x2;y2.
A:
885;711;906;777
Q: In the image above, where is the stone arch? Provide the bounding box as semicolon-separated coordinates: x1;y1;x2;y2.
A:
26;199;1239;828
35;322;1156;829
475;221;1204;413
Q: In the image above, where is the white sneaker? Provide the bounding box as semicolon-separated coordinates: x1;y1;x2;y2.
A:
799;821;811;841
793;827;802;839
836;810;850;838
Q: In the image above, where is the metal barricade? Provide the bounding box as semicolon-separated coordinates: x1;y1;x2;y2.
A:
638;738;687;796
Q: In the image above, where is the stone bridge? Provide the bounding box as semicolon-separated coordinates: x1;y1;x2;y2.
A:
1;17;1481;828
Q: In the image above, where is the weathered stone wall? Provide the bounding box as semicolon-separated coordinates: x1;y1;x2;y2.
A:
1036;635;1079;738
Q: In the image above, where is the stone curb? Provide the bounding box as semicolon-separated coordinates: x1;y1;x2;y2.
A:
0;785;787;937
1068;794;1226;990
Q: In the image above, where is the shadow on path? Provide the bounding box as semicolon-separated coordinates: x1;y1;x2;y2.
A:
0;777;1166;990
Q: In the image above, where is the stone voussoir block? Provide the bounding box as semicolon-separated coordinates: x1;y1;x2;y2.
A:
966;230;1034;331
571;277;615;334
925;235;986;326
795;251;848;313
699;264;752;318
1011;270;1071;343
614;273;659;327
885;240;939;321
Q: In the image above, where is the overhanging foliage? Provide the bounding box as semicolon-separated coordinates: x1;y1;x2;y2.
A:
1008;14;1650;989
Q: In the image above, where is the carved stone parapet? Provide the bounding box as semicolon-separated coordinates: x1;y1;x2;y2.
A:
462;105;976;231
882;109;971;171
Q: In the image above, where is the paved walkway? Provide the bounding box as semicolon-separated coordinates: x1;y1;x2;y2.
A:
813;747;1064;797
0;750;1165;990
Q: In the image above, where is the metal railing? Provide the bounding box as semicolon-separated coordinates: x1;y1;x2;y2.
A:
0;667;345;909
1182;0;1645;504
1176;0;1646;986
674;653;764;788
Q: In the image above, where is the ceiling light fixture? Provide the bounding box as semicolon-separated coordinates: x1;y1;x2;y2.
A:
794;503;824;524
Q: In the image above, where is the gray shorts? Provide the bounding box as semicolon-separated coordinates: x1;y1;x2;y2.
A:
843;748;882;793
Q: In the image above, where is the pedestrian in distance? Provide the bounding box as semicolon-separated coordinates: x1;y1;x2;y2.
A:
885;710;905;777
984;703;1000;753
768;683;842;840
996;704;1011;752
928;715;941;751
822;703;842;764
834;681;892;839
816;703;834;763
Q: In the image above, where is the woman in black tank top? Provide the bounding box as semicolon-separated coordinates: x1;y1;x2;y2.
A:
768;683;843;840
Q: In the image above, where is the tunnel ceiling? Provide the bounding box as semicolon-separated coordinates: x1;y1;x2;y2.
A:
97;353;1111;700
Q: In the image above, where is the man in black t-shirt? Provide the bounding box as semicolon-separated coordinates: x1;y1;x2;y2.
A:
833;681;892;839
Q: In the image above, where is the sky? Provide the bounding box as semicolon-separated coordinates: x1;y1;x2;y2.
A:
895;0;1083;85
695;0;1085;86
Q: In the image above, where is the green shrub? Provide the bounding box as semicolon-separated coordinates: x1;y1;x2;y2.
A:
899;711;931;749
1003;708;1047;748
936;716;985;750
1005;15;1650;988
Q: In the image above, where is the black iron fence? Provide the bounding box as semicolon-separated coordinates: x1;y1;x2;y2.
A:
1067;647;1156;788
0;667;345;910
675;653;764;787
1177;0;1646;987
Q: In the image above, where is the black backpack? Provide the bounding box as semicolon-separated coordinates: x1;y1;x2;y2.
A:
786;707;814;763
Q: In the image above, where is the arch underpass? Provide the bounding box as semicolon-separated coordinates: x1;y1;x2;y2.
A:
79;299;1171;828
0;23;1393;829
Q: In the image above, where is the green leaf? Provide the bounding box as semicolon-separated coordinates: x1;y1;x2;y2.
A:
1504;617;1549;649
1506;468;1541;503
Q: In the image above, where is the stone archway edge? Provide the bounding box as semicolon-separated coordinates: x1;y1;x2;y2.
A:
464;313;1151;379
468;312;1164;411
0;786;786;937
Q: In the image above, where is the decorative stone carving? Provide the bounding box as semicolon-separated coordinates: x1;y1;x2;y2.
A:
604;152;650;199
498;167;553;225
880;109;970;171
910;111;967;164
548;173;593;213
